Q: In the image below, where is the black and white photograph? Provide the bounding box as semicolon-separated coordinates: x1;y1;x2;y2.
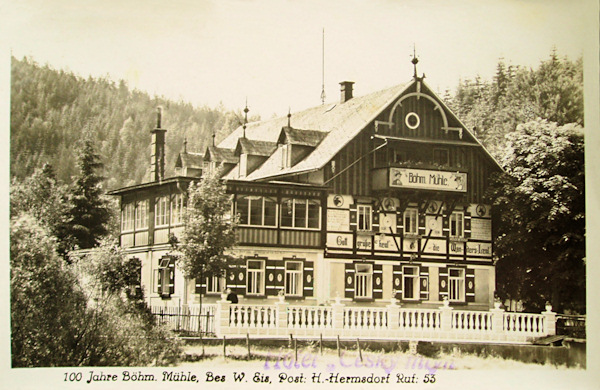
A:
2;0;598;388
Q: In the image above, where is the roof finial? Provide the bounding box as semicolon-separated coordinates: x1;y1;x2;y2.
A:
212;132;216;147
183;137;187;153
411;44;419;79
242;98;249;138
287;107;291;128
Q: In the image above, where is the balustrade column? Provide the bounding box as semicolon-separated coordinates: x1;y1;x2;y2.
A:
215;294;231;337
387;298;400;330
276;296;289;335
542;304;557;336
490;301;505;337
332;297;345;331
439;299;454;334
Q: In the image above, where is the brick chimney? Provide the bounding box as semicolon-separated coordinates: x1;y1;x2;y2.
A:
340;81;354;103
150;107;167;182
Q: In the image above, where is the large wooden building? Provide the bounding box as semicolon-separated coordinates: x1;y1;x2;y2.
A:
109;66;502;312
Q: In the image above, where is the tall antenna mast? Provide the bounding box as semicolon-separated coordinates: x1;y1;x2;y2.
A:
320;28;326;105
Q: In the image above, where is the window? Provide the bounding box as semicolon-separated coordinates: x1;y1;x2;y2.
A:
155;196;170;227
236;196;277;226
355;263;373;299
450;211;464;239
171;194;185;225
246;260;265;295
135;200;148;230
357;205;372;231
156;257;174;297
285;261;303;296
122;202;134;232
402;265;419;300
433;148;449;166
404;208;418;235
206;274;225;294
281;198;320;229
448;268;465;302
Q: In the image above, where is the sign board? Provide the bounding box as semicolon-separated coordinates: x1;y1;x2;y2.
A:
425;216;443;236
470;218;492;241
466;242;492;256
374;234;398;251
327;209;350;231
389;168;467;192
449;241;465;255
326;233;353;249
356;235;372;251
379;213;397;233
421;239;447;255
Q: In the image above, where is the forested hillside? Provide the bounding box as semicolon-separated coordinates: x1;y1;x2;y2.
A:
448;50;583;158
10;56;251;189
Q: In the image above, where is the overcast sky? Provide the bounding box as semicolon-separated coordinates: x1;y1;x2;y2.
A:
3;0;595;119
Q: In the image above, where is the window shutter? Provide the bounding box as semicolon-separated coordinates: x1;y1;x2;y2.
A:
228;263;246;296
349;204;357;231
371;206;380;231
392;265;403;298
266;259;278;296
303;260;314;297
418;213;425;234
419;266;429;300
344;263;355;299
373;264;383;299
439;266;449;301
275;261;285;291
466;268;475;302
168;259;175;295
464;214;472;239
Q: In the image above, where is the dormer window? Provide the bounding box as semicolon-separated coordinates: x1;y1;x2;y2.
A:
281;143;290;169
239;154;248;178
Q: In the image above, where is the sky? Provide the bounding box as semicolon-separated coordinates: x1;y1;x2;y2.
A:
2;0;595;119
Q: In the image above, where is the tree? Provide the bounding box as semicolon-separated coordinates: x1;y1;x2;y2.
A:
66;135;112;251
175;168;239;307
486;119;585;313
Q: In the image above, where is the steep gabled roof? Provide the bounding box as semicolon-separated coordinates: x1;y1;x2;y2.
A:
175;151;204;169
234;138;278;157
277;127;328;147
218;82;411;180
204;145;238;164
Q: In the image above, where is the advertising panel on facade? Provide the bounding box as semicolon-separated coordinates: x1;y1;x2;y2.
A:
389;167;467;192
327;208;350;231
471;218;492;241
326;233;353;249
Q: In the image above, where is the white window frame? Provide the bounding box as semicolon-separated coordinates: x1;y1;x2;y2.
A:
354;263;373;299
155;196;170;227
236;196;278;227
357;204;372;232
450;211;464;239
280;198;321;230
134;200;148;230
404;208;418;235
402;265;420;301
206;274;226;294
284;261;303;297
122;202;135;232
448;267;465;302
246;259;265;296
155;257;174;297
170;194;185;226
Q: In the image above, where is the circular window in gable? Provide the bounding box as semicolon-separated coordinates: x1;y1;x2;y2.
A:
405;112;420;129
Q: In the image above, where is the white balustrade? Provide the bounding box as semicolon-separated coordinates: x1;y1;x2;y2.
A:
451;310;493;332
343;307;388;330
503;312;545;335
229;305;278;328
288;306;333;329
398;309;441;330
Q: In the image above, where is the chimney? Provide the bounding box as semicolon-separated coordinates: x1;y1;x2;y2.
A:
340;81;354;103
150;107;167;182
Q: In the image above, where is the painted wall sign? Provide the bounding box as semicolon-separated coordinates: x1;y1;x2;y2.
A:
470;218;492;241
374;234;398;251
421;239;447;255
356;235;373;251
389;168;467;192
425;216;443;236
326;233;353;249
403;238;419;253
468;203;491;218
449;241;465;255
379;213;397;233
466;242;492;256
327;194;353;209
327;209;350;231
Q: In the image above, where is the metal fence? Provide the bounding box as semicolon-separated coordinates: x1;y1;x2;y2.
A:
151;304;216;335
556;314;586;339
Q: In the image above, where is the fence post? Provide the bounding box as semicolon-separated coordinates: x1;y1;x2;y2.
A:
387;297;400;330
490;300;506;340
542;303;557;336
215;293;230;337
275;294;289;336
439;298;454;337
332;296;345;332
